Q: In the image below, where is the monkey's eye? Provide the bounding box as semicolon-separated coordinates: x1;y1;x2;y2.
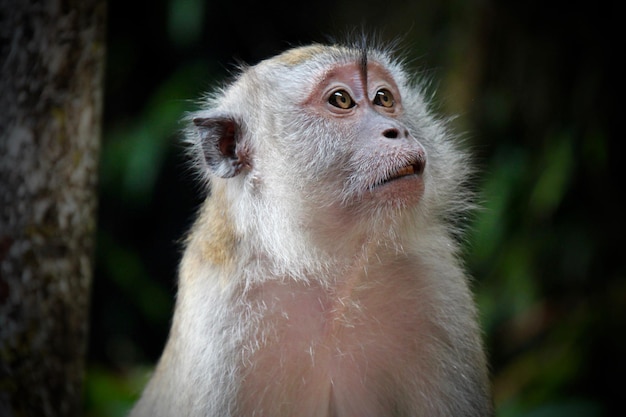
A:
328;90;355;109
373;89;395;108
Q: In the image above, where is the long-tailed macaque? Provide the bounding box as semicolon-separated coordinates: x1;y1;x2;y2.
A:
130;40;493;417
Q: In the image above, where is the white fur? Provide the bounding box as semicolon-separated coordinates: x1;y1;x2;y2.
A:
130;42;492;417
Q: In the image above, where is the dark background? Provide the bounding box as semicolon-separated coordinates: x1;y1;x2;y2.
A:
85;1;622;416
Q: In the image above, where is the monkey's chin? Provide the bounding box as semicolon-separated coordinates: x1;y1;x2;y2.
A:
369;174;424;208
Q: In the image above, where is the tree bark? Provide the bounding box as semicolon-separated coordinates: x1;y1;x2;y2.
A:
0;0;105;416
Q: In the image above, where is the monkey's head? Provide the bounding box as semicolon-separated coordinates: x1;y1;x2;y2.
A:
188;43;468;267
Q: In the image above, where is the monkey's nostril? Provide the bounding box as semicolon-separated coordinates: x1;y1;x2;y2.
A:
383;128;399;139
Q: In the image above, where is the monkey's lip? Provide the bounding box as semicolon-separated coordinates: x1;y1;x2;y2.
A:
391;165;417;179
379;162;424;186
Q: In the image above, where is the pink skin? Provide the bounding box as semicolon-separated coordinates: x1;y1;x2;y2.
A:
239;258;438;416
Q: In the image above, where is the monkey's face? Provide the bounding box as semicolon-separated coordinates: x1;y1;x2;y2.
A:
282;60;427;220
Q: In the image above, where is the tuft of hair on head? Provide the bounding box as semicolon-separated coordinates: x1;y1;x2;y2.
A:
325;27;406;60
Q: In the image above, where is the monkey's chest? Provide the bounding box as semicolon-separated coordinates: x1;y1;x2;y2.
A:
237;275;432;417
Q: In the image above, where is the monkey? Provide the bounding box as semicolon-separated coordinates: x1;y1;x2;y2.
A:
129;40;493;417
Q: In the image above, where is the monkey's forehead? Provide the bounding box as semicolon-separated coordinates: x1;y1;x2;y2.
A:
264;43;391;69
204;44;408;111
273;44;335;66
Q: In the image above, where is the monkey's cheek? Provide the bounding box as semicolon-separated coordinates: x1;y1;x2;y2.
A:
371;175;425;208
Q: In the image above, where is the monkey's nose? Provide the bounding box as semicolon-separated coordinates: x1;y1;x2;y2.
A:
382;128;409;139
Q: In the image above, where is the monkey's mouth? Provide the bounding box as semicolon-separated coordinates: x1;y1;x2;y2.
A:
379;160;425;186
391;164;418;179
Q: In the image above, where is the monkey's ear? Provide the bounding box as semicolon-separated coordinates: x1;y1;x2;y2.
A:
193;116;246;178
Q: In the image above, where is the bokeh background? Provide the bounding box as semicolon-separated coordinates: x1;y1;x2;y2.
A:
84;0;621;416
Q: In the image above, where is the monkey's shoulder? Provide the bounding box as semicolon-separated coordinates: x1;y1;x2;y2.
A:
185;190;238;269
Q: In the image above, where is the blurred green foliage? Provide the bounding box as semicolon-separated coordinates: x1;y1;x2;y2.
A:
87;0;620;416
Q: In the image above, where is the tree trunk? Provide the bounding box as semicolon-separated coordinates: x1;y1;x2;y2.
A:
0;0;105;416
